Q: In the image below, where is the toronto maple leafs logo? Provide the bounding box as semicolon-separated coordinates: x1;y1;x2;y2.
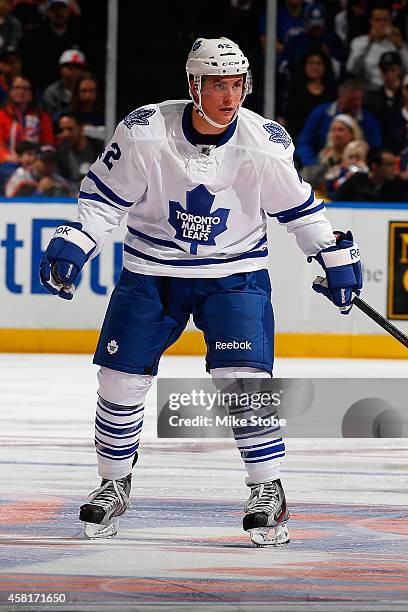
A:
123;107;156;128
107;340;118;355
168;185;229;255
263;122;292;149
192;39;202;52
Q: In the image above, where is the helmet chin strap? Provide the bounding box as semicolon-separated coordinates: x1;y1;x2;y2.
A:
196;104;240;129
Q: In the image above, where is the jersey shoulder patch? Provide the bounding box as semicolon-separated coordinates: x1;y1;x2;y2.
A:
123;107;156;129
263;122;292;149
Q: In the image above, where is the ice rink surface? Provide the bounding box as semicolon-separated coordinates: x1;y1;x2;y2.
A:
0;353;407;612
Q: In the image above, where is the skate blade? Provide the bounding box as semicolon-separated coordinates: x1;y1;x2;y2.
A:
84;519;119;539
249;523;290;547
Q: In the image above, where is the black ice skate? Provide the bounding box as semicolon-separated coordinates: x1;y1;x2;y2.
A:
243;478;290;547
79;474;132;538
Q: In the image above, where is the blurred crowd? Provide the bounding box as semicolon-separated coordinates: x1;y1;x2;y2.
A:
0;0;104;198
269;0;408;201
0;0;407;202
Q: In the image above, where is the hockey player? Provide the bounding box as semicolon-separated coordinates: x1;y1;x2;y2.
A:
39;38;362;546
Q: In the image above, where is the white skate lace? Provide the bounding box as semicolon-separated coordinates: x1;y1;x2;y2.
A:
88;478;131;513
245;481;280;514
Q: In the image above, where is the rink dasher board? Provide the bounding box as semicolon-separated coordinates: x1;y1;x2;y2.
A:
0;199;407;357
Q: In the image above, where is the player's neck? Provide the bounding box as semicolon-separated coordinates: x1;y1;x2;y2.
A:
191;107;228;136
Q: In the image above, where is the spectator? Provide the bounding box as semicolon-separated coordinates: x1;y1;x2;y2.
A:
335;0;370;45
56;112;103;192
366;51;404;153
43;48;86;121
280;3;345;77
296;78;382;167
0;75;54;164
21;0;81;90
0;46;23;85
326;138;369;198
69;72;104;126
346;5;408;92
260;0;307;54
0;0;23;51
0;46;23;104
334;148;407;201
302;113;364;190
391;73;408;156
4;139;38;196
284;48;337;140
12;1;43;35
24;143;71;196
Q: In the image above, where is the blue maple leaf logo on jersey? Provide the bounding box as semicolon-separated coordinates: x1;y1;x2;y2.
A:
168;185;229;255
263;122;292;149
123;107;156;128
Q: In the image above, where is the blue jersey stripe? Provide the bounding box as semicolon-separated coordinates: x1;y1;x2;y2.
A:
127;226;268;255
87;170;134;208
127;226;185;251
267;188;315;220
124;243;268;266
278;202;325;224
79;191;122;210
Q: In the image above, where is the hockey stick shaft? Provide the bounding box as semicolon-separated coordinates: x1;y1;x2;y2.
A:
352;296;408;349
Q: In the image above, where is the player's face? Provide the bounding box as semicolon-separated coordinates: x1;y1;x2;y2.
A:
200;75;244;124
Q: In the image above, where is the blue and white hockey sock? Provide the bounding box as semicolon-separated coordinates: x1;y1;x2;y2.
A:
211;367;285;484
235;434;285;484
95;395;144;480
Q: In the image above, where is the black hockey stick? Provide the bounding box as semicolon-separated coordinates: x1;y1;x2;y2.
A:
352;295;408;349
314;276;408;349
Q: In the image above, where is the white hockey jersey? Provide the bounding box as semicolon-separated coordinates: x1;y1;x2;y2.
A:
78;100;335;278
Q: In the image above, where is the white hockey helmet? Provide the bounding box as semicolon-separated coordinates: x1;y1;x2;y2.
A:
186;37;252;129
